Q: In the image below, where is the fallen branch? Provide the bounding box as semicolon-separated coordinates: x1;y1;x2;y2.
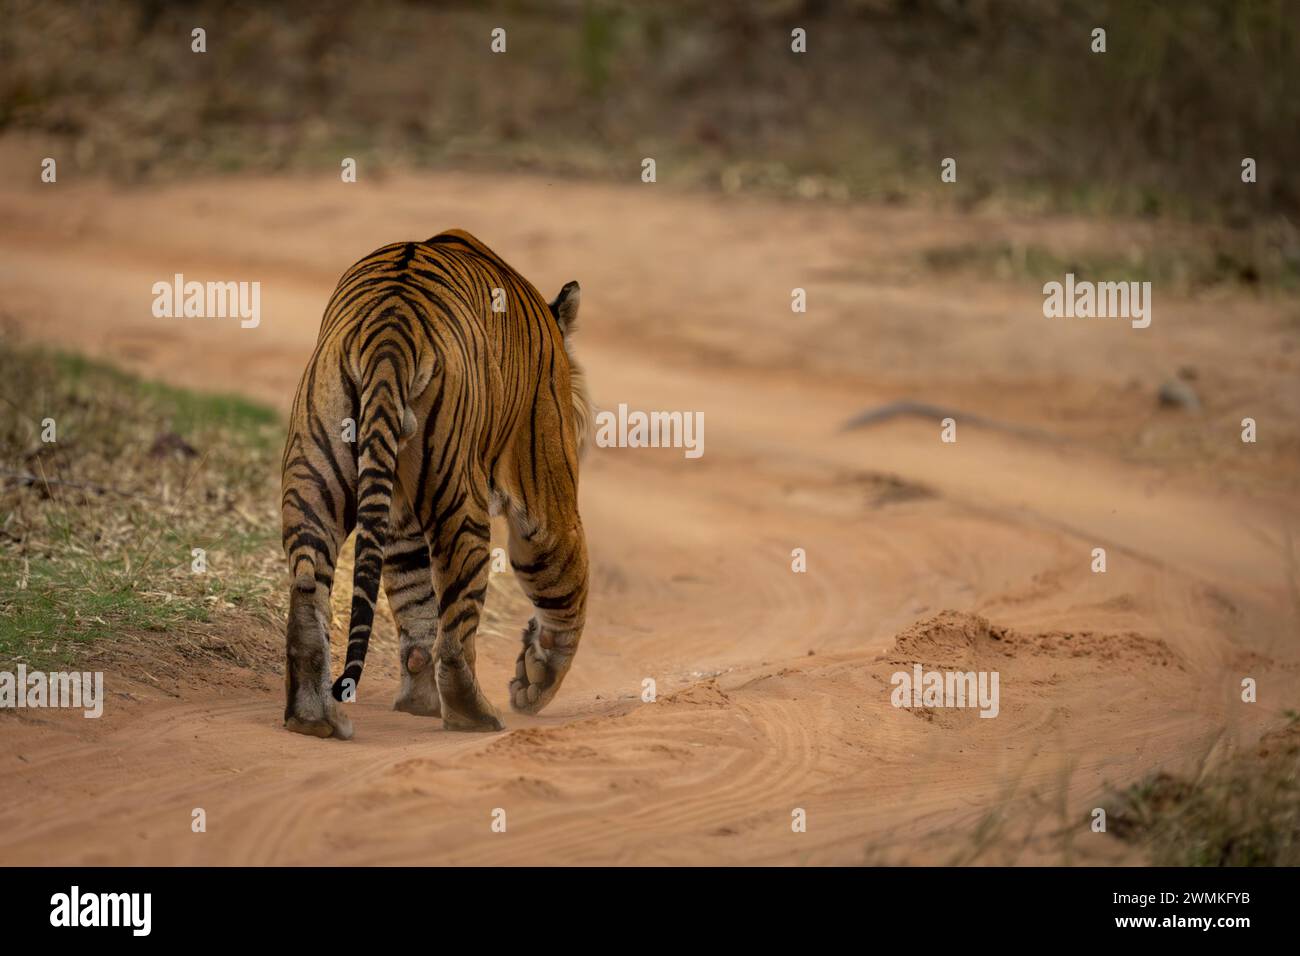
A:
840;400;1060;443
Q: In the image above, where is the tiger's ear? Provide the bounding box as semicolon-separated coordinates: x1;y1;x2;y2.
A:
549;280;580;338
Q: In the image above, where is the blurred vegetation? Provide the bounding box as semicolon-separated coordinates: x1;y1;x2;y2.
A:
1109;715;1300;866
922;234;1300;293
0;0;1294;226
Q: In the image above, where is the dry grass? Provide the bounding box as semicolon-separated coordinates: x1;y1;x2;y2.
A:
0;333;285;671
1108;715;1300;866
855;712;1300;866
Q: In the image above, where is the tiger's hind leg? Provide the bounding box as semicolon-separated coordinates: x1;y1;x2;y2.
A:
282;433;354;740
425;494;504;732
282;533;354;740
386;502;441;718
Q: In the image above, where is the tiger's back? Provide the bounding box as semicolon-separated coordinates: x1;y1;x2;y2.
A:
280;229;590;739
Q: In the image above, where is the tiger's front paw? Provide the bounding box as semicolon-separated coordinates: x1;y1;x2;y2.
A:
509;617;578;715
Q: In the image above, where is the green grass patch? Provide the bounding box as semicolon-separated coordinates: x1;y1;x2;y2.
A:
0;340;285;670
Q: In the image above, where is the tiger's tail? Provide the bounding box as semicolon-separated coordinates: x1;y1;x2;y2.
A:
330;347;407;702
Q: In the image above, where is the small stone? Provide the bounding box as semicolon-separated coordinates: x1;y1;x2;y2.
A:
1158;379;1200;411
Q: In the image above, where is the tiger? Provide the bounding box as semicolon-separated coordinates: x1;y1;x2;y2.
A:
280;229;591;738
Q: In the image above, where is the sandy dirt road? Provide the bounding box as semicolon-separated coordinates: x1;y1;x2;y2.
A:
1;165;1297;864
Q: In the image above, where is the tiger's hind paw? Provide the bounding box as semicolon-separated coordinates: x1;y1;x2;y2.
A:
285;702;353;740
394;645;442;716
436;656;505;732
441;707;505;733
394;692;441;717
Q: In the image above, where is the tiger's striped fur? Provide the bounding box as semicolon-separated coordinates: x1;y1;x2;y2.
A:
281;229;590;738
